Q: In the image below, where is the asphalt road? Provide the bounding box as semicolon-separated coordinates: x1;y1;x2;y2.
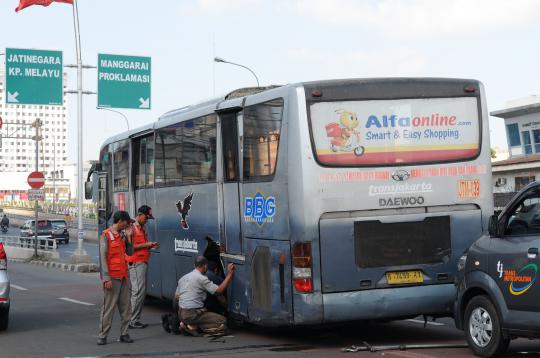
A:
1;225;99;264
2;263;540;357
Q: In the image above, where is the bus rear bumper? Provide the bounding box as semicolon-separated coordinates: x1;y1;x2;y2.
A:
322;284;455;323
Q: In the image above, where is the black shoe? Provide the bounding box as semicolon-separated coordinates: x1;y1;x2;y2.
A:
119;335;134;343
129;321;147;329
161;314;171;333
97;337;107;345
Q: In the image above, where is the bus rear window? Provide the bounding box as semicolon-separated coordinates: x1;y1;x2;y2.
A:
309;97;480;166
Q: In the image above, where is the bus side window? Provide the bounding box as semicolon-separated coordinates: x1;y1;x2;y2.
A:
243;98;284;181
221;113;239;182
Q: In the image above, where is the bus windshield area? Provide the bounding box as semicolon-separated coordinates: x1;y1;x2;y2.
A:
309;97;480;166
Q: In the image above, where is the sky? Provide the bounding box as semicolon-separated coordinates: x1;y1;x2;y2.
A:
1;0;539;161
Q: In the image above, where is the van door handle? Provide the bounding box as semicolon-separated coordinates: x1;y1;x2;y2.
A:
528;248;538;259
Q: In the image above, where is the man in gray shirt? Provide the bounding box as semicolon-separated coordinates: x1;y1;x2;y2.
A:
176;256;234;336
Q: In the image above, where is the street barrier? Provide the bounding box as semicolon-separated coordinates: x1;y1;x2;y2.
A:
0;235;60;261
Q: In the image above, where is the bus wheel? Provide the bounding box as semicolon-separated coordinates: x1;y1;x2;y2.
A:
464;295;509;357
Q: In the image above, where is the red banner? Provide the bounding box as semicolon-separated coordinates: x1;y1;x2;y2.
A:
16;0;73;12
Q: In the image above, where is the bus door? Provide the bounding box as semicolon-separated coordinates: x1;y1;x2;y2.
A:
132;134;161;297
97;171;110;233
219;111;243;255
218;110;249;319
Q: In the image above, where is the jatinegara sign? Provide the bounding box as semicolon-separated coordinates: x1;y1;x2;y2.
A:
5;48;63;105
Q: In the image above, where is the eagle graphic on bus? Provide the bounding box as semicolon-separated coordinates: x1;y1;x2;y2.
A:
175;193;193;230
325;110;365;156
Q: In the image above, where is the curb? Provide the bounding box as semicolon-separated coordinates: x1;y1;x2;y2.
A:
8;258;99;273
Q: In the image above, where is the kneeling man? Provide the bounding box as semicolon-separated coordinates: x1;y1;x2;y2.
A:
176;256;234;336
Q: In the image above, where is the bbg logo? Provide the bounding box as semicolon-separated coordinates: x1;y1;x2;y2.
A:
244;192;276;227
391;169;410;182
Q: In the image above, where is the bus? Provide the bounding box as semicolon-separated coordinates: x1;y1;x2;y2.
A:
87;78;492;326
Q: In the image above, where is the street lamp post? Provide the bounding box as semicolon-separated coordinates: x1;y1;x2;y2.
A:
96;107;130;131
214;57;260;87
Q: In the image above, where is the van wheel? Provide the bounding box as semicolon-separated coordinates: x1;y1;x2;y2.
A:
464;295;509;357
0;306;9;331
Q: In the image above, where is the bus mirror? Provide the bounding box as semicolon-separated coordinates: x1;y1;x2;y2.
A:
84;181;93;200
488;215;499;237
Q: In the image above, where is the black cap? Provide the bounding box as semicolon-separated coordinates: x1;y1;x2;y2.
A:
137;205;154;219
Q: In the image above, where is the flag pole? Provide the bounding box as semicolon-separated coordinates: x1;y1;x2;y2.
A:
71;0;89;263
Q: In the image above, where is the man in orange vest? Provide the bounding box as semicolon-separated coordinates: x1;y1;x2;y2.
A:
126;205;158;329
97;210;133;346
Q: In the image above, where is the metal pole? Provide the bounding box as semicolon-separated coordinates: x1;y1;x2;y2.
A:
96;107;130;131
214;57;260;87
34;120;39;257
72;0;88;261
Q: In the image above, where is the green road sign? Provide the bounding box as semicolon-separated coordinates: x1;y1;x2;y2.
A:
97;54;151;110
5;48;63;106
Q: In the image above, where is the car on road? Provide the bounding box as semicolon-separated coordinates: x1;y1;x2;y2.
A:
455;181;540;357
0;242;9;330
50;219;69;244
19;220;56;248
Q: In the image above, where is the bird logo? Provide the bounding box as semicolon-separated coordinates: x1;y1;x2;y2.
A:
175;193;194;230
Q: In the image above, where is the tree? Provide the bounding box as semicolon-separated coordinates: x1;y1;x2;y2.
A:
491;148;497;159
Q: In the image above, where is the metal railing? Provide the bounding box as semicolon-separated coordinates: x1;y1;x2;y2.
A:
0;235;58;251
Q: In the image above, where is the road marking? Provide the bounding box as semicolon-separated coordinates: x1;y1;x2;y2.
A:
59;297;95;306
405;319;445;326
10;284;28;291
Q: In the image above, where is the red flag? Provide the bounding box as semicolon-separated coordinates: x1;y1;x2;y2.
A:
15;0;73;12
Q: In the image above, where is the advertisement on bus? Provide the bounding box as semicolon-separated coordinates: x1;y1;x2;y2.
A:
310;97;480;166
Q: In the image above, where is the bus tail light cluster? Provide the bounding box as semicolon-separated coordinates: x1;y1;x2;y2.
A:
293;242;313;293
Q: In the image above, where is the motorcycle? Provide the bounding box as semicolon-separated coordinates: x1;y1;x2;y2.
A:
0;225;7;234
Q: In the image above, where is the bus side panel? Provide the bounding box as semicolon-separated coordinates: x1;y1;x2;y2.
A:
246;238;293;326
152;185;220;299
147;252;162;297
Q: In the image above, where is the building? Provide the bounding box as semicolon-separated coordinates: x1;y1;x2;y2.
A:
0;69;71;202
491;96;540;204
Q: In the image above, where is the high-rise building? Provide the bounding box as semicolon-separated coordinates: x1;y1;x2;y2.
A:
0;69;70;202
0;69;69;176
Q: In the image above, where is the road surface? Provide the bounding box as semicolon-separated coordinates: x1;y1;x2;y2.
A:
2;262;540;357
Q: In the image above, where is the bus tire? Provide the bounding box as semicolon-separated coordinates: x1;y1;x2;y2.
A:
464;295;509;357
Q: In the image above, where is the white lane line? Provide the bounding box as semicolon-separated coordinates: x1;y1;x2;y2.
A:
10;284;28;291
59;297;95;306
406;319;445;326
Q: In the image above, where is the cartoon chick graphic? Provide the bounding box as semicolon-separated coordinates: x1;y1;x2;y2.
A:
325;110;365;156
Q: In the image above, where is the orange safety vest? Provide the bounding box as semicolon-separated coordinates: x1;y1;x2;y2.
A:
102;228;128;279
126;223;150;264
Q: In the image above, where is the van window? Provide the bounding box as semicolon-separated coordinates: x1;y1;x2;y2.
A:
243;98;284;181
505;191;540;236
155;115;217;186
113;140;129;192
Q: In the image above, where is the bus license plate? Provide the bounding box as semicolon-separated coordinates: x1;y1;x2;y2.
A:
386;271;423;284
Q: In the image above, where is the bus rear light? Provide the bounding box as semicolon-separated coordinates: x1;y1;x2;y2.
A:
311;90;322;97
294;278;313;293
293;242;313;293
464;85;476;93
293;242;312;267
293;267;312;279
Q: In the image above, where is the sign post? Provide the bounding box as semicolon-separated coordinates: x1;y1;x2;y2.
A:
97;53;151;109
28;119;43;258
5;48;63;105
